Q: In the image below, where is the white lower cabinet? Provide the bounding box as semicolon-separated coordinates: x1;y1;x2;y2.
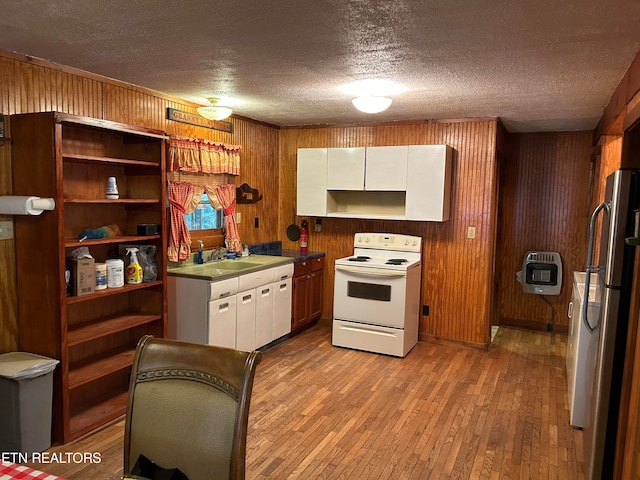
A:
169;261;294;350
208;296;237;348
236;289;257;350
273;278;293;339
255;284;275;349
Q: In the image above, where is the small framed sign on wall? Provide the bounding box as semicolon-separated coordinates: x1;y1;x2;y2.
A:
167;108;233;133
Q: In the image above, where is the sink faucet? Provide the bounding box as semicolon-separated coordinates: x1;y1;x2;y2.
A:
208;247;227;262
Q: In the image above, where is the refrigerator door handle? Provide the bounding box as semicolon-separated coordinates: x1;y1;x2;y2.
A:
583;200;610;333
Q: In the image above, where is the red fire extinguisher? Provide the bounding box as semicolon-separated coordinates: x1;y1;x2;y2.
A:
300;220;308;254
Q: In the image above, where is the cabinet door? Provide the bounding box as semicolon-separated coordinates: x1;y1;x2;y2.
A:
292;273;310;330
236;289;256;351
365;146;408;191
273;278;292;340
326;147;366;190
255;284;275;349
297;148;328;216
208;296;237;348
406;145;452;221
309;270;324;321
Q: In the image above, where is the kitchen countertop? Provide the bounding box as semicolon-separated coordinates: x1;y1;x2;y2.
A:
279;249;325;263
247;241;325;263
167;254;294;281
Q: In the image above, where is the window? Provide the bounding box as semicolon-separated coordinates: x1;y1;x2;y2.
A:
185;193;223;230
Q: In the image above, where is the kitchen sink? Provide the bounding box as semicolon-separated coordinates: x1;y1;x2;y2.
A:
213;260;261;270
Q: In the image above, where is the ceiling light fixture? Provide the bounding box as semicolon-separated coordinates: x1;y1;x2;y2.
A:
352;96;393;114
197;97;233;121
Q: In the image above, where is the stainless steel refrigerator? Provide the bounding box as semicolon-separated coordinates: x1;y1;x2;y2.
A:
583;168;639;479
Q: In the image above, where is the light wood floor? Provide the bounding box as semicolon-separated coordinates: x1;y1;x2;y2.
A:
26;324;583;479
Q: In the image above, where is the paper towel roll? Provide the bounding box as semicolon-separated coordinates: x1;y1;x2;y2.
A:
0;196;56;215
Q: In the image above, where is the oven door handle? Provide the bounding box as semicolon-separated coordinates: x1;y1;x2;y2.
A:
335;264;407;277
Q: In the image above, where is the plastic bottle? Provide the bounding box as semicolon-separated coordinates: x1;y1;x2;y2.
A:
196;240;204;264
125;248;143;284
300;220;308;255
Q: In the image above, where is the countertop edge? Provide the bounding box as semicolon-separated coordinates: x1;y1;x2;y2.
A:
167;255;294;281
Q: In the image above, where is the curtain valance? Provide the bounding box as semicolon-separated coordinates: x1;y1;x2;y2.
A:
169;136;241;175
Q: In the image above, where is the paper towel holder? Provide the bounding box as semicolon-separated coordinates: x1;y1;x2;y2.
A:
0;196;56;215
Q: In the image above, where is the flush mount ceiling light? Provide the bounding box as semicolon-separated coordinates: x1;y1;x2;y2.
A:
197;97;233;121
352;96;393;114
341;79;406;114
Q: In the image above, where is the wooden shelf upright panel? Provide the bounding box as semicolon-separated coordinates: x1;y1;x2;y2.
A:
11;112;168;443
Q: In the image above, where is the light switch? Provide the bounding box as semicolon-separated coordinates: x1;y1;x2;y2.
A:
236;212;241;224
467;226;476;239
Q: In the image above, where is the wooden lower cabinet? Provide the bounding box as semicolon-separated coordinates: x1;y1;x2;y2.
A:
292;257;324;332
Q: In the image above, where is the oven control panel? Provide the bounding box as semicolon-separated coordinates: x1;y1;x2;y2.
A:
354;233;422;252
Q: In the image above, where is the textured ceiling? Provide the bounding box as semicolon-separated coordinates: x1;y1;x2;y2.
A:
1;0;640;132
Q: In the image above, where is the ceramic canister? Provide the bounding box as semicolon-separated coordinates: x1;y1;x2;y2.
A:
95;262;108;290
105;258;124;288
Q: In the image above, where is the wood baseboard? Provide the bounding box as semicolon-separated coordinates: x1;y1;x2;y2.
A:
419;333;487;351
500;317;568;334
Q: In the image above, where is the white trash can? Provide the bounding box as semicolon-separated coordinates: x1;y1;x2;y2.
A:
0;352;59;455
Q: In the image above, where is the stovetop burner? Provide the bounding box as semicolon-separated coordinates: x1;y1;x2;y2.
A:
348;256;371;262
386;258;408;265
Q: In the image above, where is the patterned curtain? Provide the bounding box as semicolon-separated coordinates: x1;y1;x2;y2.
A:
169;136;240;175
167;181;197;262
207;184;242;252
201;140;241;175
168;137;200;172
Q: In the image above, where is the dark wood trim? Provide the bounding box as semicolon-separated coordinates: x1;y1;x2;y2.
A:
595;50;640;141
281;117;499;130
623;101;640;132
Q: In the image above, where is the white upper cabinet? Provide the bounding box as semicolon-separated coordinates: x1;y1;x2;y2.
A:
296;144;453;222
326;147;365;190
364;146;408;191
297;148;328;216
406;145;452;221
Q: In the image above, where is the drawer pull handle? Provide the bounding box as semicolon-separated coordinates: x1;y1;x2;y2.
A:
243;294;252;301
219;303;229;310
219;291;231;298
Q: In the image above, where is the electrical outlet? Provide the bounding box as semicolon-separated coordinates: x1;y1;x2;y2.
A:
422;305;430;316
0;221;14;240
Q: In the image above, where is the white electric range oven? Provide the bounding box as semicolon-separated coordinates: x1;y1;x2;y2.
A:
332;233;422;357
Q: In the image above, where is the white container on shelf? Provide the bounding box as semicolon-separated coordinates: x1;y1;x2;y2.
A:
105;259;124;288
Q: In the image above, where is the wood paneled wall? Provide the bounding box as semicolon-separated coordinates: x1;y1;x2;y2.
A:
497;132;594;331
2;47;621;352
0;51;279;353
279;121;499;348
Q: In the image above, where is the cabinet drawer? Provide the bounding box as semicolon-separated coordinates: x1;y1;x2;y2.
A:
294;261;311;277
311;257;324;272
275;263;294;281
209;277;239;301
238;267;276;291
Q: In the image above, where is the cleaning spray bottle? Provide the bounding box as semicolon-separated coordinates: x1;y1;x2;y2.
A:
125;248;143;284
